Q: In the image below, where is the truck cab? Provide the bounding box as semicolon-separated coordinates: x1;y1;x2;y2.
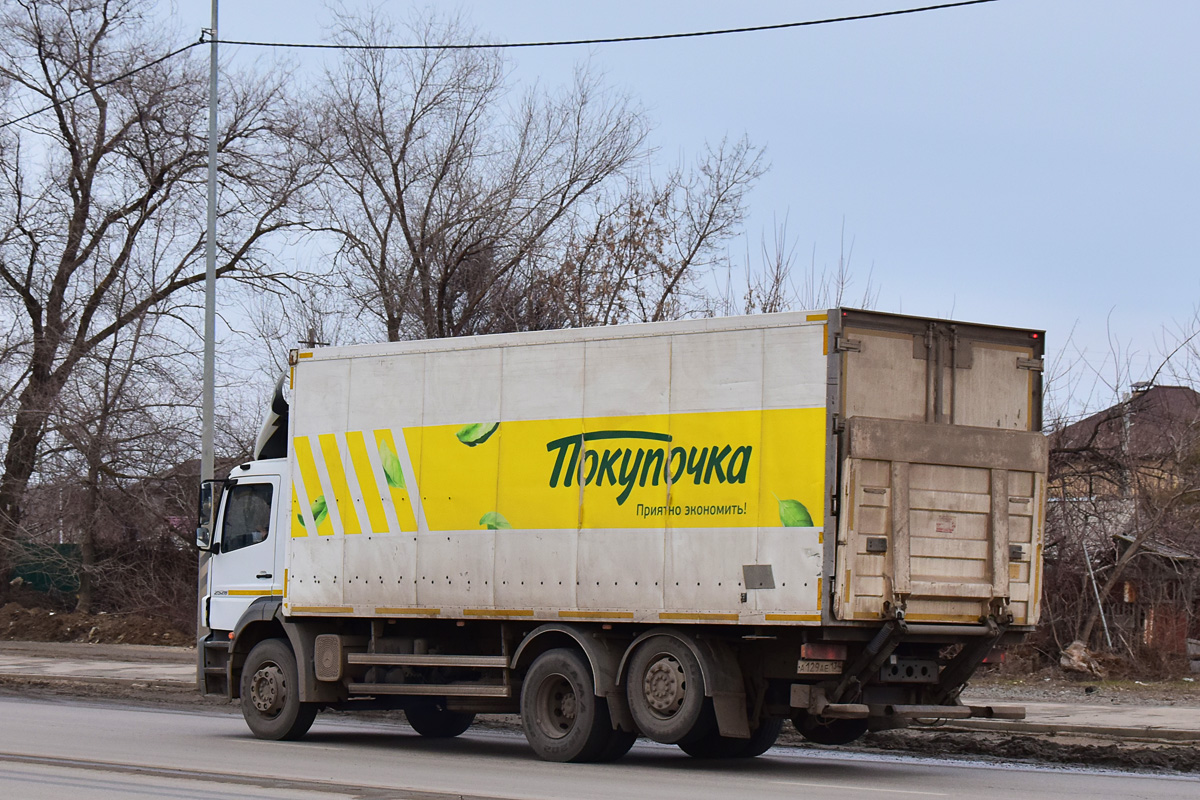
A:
201;460;288;634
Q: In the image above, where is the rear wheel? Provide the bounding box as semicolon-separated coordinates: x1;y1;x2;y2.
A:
792;713;868;745
678;716;783;759
594;724;638;762
739;717;785;757
521;648;613;762
240;639;317;741
406;700;475;738
625;635;713;745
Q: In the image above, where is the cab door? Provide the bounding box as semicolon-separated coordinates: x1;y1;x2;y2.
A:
208;478;282;631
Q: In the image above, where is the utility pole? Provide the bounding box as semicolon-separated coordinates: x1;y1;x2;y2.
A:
202;0;218;483
197;0;220;663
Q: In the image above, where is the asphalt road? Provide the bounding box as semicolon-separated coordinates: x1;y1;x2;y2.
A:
5;640;1200;742
1;696;1197;800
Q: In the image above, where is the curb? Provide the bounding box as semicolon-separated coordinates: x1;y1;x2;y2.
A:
938;719;1200;743
0;672;194;691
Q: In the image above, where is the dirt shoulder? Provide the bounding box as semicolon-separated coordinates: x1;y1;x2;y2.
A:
849;727;1200;774
0;600;190;647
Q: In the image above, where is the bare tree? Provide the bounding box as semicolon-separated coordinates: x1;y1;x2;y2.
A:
47;306;194;612
715;217;878;317
558;137;767;326
242;287;357;380
0;0;320;560
310;7;660;340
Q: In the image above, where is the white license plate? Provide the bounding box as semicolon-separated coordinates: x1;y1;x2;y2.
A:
797;659;843;675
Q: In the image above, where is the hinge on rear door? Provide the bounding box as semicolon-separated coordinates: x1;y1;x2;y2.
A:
835;336;862;353
1016;357;1043;371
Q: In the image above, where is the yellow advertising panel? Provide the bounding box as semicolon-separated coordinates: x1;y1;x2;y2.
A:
291;409;824;536
411;408;824;532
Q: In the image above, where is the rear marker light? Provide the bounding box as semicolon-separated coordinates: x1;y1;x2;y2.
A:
801;643;848;661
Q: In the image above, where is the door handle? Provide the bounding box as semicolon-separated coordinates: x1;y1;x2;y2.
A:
256;572;273;579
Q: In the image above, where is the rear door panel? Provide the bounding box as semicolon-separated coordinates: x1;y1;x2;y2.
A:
832;311;1046;625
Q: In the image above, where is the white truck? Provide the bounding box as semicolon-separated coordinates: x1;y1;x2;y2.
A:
196;308;1046;761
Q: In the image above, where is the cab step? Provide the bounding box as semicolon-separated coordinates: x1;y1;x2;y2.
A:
347;683;511;697
346;653;508;669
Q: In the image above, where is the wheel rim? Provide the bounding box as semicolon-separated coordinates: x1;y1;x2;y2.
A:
250;662;287;718
533;672;577;740
642;654;686;719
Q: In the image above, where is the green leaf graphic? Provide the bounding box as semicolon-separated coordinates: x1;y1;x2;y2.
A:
311;495;328;527
297;513;306;529
456;421;499;446
479;511;512;530
378;440;405;489
778;498;813;528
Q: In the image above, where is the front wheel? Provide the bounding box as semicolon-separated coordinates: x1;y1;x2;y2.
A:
240;639;317;740
520;648;613;762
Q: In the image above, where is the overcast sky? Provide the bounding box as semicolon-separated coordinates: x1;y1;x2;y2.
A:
174;0;1199;408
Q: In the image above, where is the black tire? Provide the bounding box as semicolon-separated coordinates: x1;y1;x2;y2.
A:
792;713;868;745
240;639;318;741
738;716;785;757
678;716;783;759
520;648;613;762
406;700;475;738
625;635;713;745
594;722;638;762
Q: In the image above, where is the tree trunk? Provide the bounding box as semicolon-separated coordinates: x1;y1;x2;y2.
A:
0;372;65;573
75;461;101;615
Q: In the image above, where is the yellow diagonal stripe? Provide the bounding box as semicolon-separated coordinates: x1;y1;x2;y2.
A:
319;433;361;535
374;429;417;532
293;436;334;536
290;484;307;538
346;430;389;533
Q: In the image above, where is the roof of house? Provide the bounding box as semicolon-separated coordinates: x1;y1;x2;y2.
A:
1114;531;1200;562
1052;384;1200;459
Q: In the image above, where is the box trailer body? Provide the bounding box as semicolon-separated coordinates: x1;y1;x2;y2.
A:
197;309;1046;760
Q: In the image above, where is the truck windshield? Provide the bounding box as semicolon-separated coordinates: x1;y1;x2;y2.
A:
221;483;273;553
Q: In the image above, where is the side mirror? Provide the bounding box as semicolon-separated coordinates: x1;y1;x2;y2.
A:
195;480;218;551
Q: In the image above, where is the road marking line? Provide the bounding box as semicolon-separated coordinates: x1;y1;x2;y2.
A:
0;750;560;800
771;780;947;796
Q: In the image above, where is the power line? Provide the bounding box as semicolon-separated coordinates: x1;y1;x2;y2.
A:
214;0;998;51
0;40;204;130
2;1;997;130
